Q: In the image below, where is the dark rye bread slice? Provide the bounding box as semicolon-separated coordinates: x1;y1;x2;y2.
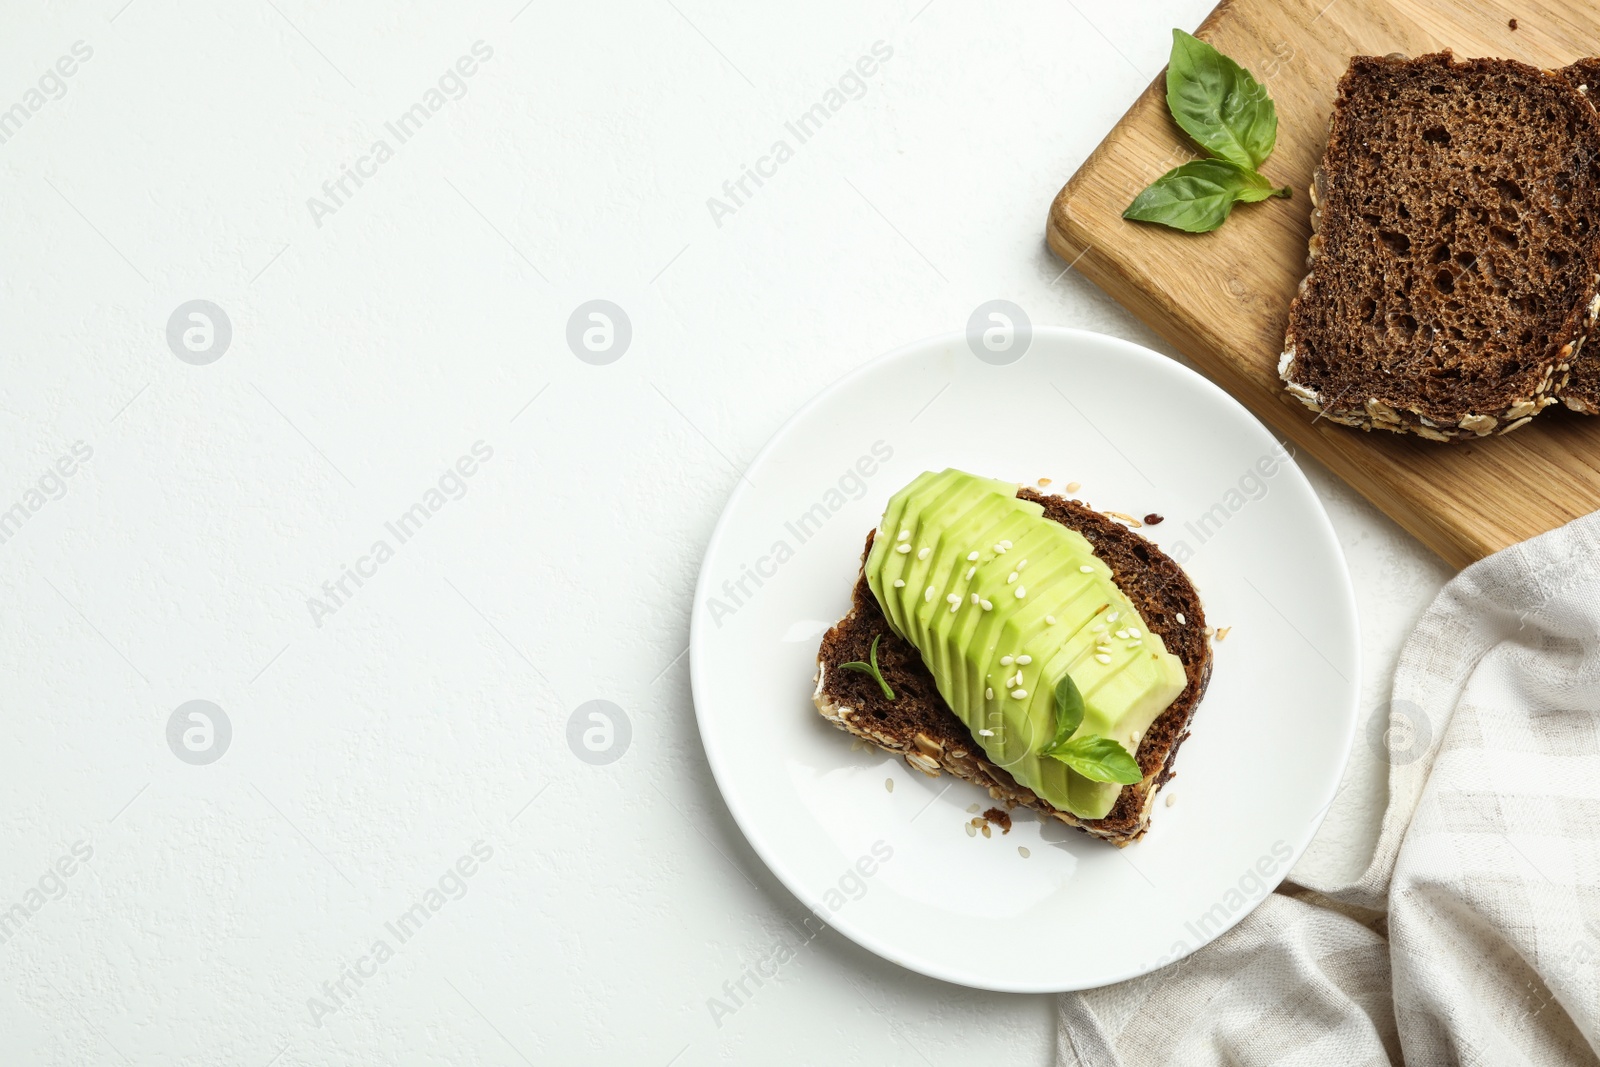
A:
811;490;1212;847
1558;58;1600;415
1280;52;1600;440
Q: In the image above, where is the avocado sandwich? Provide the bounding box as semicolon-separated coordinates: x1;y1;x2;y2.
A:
1279;52;1600;439
812;469;1212;847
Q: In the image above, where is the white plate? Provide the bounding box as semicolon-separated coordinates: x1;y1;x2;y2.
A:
689;327;1359;993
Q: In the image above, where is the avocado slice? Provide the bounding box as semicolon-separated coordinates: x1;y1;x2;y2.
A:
912;497;1038;715
871;470;1014;642
949;510;1043;732
867;469;960;639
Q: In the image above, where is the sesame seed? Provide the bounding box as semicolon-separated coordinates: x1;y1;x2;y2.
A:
1130;640;1142;647
1000;540;1012;549
1037;478;1052;488
1000;655;1013;666
993;543;1007;554
1176;613;1186;625
965;566;976;580
1046;615;1057;625
967;803;981;813
950;602;960;613
1007;571;1018;584
917;546;931;560
1018;846;1031;858
1107;611;1120;622
1093;623;1108;632
967;551;980;561
947;593;961;604
1014;586;1026;598
1128;627;1140;638
982;824;992;838
893;579;905;588
1018;559;1028;570
984;689;993;701
897;529;910;542
885;778;894;793
965;823;977;837
980;599;993;611
896;543;911;554
1065;481;1081;493
1095;653;1112;664
1011;688;1028;699
1165;793;1176;808
971;592;981;605
1017;654;1032;665
925;586;935;602
1115;629;1129;639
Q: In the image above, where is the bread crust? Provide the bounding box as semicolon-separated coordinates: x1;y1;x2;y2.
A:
1279;52;1600;440
1557;57;1600;415
811;492;1212;847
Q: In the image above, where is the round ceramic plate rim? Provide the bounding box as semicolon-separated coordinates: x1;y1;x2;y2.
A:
689;326;1360;993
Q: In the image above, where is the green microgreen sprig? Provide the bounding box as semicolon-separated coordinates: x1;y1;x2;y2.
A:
839;633;896;701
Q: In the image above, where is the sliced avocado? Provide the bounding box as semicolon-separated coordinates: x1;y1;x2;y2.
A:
982;529;1108;758
1066;773;1121;820
936;507;1095;771
888;471;1006;641
950;509;1042;732
936;502;1056;750
863;469;1188;819
868;469;963;639
877;470;1023;652
913;498;1036;713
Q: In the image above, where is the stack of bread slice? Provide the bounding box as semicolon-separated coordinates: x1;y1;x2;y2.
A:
1280;52;1600;440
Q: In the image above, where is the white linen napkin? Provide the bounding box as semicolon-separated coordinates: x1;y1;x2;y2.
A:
1057;511;1600;1066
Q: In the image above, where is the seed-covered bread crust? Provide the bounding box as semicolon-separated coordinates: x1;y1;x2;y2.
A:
1559;57;1600;415
812;490;1212;847
1280;52;1600;440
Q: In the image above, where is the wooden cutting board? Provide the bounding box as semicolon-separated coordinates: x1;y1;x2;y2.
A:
1047;0;1600;569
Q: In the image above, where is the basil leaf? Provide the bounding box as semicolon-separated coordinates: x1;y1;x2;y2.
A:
1040;673;1085;755
1123;159;1289;234
1166;28;1277;169
1044;735;1144;785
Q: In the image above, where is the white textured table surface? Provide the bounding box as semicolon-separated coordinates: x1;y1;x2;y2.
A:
1;1;1452;1063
